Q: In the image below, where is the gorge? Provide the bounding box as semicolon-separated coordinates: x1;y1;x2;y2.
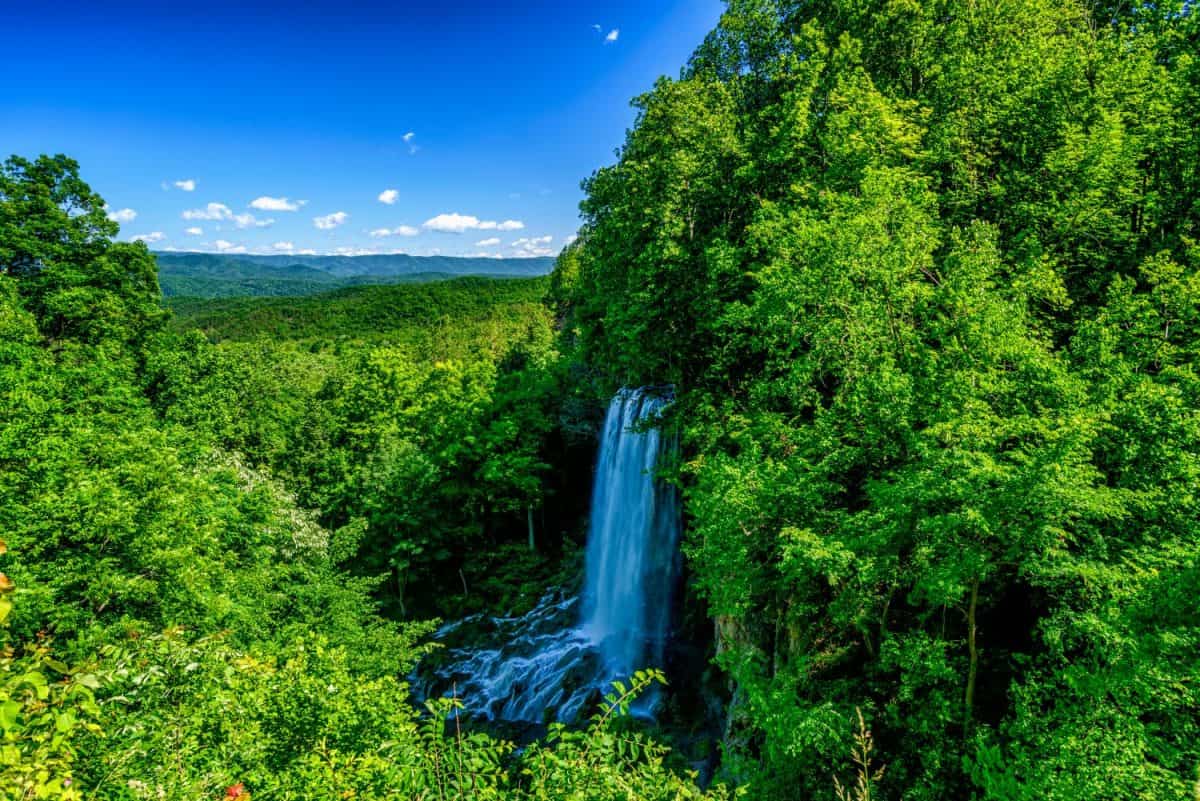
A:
414;387;682;724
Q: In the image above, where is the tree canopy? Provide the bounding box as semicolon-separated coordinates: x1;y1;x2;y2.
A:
558;0;1200;798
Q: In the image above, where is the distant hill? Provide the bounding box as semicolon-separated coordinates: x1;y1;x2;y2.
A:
154;251;556;298
168;275;550;342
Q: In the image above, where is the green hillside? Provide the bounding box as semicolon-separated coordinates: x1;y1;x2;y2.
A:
168;275;551;342
155;251;555;298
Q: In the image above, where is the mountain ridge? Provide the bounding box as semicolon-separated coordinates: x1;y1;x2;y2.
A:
154;251;556;298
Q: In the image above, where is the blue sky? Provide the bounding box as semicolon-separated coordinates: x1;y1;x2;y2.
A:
0;0;724;258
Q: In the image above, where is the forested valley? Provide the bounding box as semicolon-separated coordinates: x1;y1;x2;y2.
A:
2;0;1199;799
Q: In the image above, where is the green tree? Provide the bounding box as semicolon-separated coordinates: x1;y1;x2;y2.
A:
0;155;163;345
557;0;1200;797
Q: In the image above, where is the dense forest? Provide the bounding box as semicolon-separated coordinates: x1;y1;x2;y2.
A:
560;0;1200;797
0;154;722;799
2;0;1199;799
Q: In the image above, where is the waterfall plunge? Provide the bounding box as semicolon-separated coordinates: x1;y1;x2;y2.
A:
413;388;681;724
581;388;680;681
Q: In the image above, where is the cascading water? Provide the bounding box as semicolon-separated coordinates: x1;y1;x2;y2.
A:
412;387;681;724
581;389;680;683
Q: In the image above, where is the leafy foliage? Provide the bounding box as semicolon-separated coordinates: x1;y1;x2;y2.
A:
0;155;164;346
0;563;101;801
154;275;574;619
560;0;1200;798
5;0;1200;795
0;153;722;798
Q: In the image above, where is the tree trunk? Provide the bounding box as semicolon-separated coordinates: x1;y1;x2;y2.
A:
965;578;979;726
395;567;408;619
527;505;536;552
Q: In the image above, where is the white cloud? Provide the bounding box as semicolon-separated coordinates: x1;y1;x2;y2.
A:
423;214;526;234
403;132;415;143
423;213;479;233
250;196;304;212
475;237;501;247
213;239;247;254
565;234;579;245
512;235;556;258
402;132;419;154
512;235;553;247
333;246;379;256
174;179;196;192
107;207;137;223
234;213;274;229
131;231;165;243
181;202;272;228
297;249;317;255
271;241;295;252
182;203;233;221
370;224;420;238
605;28;620;43
466;251;503;259
592;23;602;32
185;227;203;236
378;189;399;204
313;211;349;230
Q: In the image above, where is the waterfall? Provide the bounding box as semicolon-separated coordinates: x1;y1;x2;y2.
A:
581;388;680;680
412;387;680;724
